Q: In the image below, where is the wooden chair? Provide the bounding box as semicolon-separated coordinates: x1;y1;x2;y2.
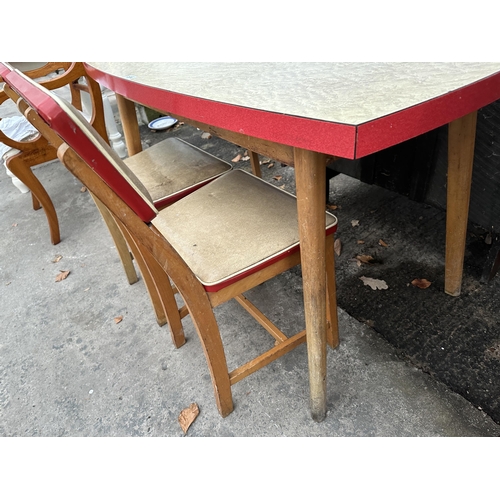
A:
1;62;141;283
2;63;232;327
5;69;339;417
0;62;102;244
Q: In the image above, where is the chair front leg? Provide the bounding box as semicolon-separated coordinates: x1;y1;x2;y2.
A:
6;152;60;245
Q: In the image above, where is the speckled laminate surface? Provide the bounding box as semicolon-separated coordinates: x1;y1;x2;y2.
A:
88;62;500;125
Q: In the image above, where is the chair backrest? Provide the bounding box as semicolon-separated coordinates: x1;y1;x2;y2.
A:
2;66;158;223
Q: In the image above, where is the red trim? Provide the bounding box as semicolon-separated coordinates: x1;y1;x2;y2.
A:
0;62;10;79
153;177;218;210
86;64;500;161
4;70;157;222
202;224;337;293
84;64;358;159
355;71;500;158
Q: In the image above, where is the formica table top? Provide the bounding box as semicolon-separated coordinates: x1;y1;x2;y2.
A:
87;62;500;159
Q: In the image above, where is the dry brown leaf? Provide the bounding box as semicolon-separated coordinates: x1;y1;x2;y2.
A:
261;159;272;164
379;239;389;247
267;162;275;169
52;255;63;263
357;240;365;245
356;254;375;265
326;204;338;210
351;220;360;227
201;132;211;139
334;239;342;256
114;316;123;324
273;175;282;181
360;276;388;290
178;403;200;434
231;154;242;162
411;278;432;289
80;186;87;193
55;270;70;282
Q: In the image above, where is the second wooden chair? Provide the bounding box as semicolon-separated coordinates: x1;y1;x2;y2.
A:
2;62;231;328
5;69;339;417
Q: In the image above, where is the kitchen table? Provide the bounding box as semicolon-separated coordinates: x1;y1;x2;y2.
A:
84;62;500;421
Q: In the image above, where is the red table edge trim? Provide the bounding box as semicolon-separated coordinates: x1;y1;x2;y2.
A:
84;63;357;160
355;71;500;158
85;63;500;162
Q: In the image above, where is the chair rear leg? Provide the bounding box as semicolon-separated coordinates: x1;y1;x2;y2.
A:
31;192;41;211
90;194;138;285
131;234;187;348
113;216;170;327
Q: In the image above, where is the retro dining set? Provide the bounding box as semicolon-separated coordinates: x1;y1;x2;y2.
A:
1;62;500;422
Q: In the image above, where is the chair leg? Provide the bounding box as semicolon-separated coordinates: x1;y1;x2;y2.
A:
326;234;339;349
90;194;139;286
130;233;187;348
6;155;61;245
129;228;234;416
106;211;172;328
185;300;234;417
133;228;233;414
112;213;187;348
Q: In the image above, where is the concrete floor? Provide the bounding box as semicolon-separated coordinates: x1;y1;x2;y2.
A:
1;96;499;436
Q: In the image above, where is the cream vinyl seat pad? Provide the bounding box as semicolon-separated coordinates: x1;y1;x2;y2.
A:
152;169;338;289
124;137;231;206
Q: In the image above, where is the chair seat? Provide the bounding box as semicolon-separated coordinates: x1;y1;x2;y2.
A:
124;138;232;208
152;169;337;292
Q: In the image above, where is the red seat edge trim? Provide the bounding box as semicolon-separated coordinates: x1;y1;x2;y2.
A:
202;223;337;293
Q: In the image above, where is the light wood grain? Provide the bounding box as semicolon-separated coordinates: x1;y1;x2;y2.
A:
445;111;478;296
294;147;328;422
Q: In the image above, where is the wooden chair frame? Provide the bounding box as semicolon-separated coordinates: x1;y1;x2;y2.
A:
2;64;227;334
7;82;181;332
58;142;339;417
0;62;109;245
2;63;186;327
5;71;340;417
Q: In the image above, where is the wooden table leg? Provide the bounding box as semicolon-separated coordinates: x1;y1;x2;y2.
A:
115;94;143;156
445;110;478;296
294;147;327;422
